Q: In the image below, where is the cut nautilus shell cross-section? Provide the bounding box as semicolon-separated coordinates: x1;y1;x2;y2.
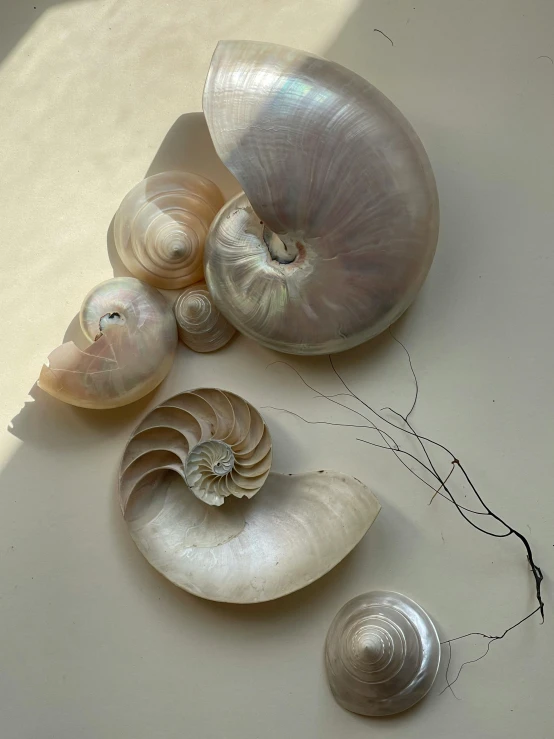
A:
325;591;440;716
120;388;271;507
203;41;439;355
119;389;381;603
114;171;224;290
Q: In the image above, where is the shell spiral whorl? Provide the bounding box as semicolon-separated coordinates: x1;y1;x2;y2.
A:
120;388;272;507
203;41;439;355
114;171;224;290
174;281;236;352
325;591;440;716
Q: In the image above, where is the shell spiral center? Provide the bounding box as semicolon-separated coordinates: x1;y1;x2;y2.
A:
185;440;236;496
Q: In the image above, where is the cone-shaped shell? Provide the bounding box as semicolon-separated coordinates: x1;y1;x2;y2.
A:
325;591;440;716
38;277;177;409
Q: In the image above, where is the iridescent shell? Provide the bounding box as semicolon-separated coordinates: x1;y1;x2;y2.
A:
203;41;439;354
325;591;440;716
38;277;177;409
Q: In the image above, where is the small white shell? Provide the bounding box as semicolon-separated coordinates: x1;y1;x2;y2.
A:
119;390;381;603
114;171;224;290
325;591;440;716
38;277;177;409
173;281;236;352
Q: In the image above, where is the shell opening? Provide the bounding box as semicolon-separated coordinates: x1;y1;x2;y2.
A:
98;312;126;333
262;226;299;265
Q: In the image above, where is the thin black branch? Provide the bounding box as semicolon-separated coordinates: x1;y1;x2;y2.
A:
265;333;545;693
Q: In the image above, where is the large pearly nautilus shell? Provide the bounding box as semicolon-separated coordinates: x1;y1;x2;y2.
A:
325;591;440;716
173;281;236;352
38;277;178;409
203;41;439;355
114;171;224;290
119;389;381;602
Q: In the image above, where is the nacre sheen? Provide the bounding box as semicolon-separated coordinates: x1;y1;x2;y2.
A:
203;41;439;355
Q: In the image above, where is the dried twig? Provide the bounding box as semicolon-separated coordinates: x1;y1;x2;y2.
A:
264;330;544;692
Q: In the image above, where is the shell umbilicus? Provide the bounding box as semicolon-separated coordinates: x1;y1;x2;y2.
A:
38;277;178;409
119;389;381;603
114;171;224;290
203;41;439;355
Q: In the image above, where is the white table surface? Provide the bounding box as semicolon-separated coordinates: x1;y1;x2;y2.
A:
1;1;553;737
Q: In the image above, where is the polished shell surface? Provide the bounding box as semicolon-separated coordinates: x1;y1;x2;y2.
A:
325;591;440;716
38;277;178;409
114;171;224;290
203;41;439;355
119;389;380;603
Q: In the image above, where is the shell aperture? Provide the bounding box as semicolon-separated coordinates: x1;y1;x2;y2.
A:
38;277;177;409
203;41;439;355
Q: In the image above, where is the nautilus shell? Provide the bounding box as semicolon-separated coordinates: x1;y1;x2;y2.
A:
119;389;381;602
203;41;439;355
173;281;236;352
38;277;177;409
325;591;440;716
114;171;224;290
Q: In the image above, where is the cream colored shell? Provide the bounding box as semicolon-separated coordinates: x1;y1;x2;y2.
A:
119;389;381;603
114;171;224;290
173;281;236;352
38;277;177;409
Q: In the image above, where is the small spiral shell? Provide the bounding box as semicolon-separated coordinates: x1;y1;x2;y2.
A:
120;388;272;508
325;591;440;716
38;277;177;409
173;281;236;352
114;171;224;290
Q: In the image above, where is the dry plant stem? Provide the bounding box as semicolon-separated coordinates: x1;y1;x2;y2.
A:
264;332;544;692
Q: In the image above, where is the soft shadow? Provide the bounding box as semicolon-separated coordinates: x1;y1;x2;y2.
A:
107;112;241;279
0;1;92;70
8;383;157;447
144;112;240;199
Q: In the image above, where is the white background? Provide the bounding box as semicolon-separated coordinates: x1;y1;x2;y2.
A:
1;1;553;737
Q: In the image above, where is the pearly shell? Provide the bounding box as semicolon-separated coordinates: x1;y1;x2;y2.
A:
325;591;440;716
119;389;381;603
120;388;272;507
38;277;177;409
114;171;224;290
203;41;439;355
173;281;236;352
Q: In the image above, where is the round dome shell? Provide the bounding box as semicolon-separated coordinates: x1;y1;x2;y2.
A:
325;591;440;716
203;41;439;355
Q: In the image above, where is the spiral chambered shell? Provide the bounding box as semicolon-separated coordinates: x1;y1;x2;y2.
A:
119;391;380;603
38;277;177;409
203;41;439;355
325;591;440;716
173;281;236;352
114;171;224;290
120;388;272;507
